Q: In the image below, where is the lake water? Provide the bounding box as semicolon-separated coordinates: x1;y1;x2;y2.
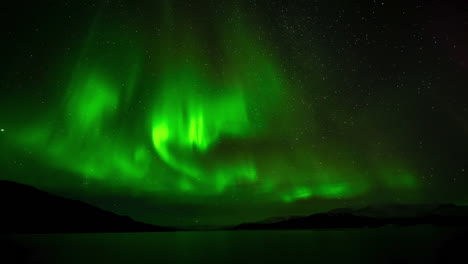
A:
2;226;468;263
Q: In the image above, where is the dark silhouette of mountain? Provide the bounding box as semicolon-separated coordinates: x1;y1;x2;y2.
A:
0;180;177;233
233;203;468;230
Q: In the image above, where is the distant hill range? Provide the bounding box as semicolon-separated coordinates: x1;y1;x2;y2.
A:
0;180;177;233
2;180;468;233
233;203;468;230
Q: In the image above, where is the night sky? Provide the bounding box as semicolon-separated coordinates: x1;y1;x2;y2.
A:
1;0;467;226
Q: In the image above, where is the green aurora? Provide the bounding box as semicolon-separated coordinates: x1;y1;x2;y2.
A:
1;0;467;225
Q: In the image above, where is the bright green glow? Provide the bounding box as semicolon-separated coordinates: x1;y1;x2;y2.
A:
318;184;349;198
67;72;118;132
148;9;284;191
153;124;169;149
151;80;254;182
1;2;421;207
282;187;313;203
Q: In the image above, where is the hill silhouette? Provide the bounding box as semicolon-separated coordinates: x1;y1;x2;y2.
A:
0;180;177;233
233;203;468;230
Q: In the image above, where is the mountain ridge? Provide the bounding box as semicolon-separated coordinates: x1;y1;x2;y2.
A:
232;203;468;230
0;180;178;233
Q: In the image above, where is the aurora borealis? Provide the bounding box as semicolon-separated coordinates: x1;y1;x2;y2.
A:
1;0;468;226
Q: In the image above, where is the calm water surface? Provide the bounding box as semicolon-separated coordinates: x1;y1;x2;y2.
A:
2;226;468;263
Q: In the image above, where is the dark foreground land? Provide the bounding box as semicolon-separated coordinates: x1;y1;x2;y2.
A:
0;180;176;233
1;181;468;263
2;180;468;234
232;203;468;230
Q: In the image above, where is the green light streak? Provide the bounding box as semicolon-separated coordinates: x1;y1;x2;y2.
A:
282;187;313;203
